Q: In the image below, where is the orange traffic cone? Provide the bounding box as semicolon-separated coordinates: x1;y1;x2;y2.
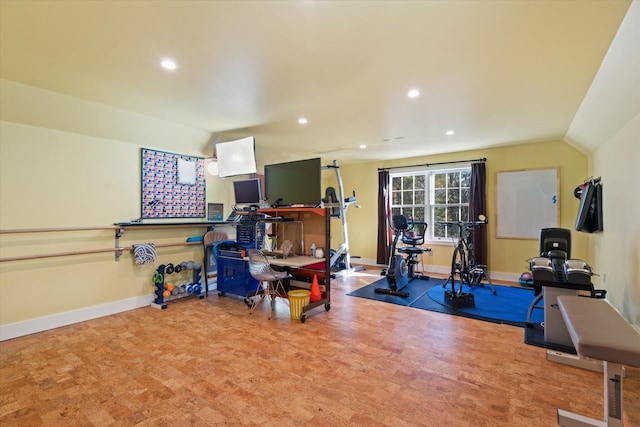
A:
310;274;321;302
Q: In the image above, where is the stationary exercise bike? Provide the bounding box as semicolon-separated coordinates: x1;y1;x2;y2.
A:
375;214;429;297
440;215;494;307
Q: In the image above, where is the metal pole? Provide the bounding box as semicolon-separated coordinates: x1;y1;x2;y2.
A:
332;160;352;270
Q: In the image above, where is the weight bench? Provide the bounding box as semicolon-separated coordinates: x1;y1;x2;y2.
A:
556;295;640;427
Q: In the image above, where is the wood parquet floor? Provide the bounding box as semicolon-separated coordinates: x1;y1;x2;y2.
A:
1;268;638;426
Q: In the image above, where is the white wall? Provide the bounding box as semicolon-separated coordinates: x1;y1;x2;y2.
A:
572;1;640;327
590;113;640;326
0;80;234;339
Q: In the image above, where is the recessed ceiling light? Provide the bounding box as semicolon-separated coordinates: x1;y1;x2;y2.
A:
161;59;177;70
298;117;308;125
445;130;455;136
359;144;367;149
408;89;420;98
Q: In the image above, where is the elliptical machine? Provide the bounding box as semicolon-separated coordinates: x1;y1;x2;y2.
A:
375;214;424;297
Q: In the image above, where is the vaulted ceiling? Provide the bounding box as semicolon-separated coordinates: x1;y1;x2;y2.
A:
0;1;633;162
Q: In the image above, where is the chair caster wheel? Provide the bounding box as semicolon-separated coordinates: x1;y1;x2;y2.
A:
324;303;330;311
300;313;307;323
218;291;224;296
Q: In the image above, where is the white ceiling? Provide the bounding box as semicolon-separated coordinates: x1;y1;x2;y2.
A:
0;1;633;162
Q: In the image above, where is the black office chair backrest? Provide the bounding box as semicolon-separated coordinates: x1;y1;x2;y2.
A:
539;228;571;258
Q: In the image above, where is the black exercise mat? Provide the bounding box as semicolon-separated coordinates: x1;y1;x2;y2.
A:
523;322;577;354
346;276;435;307
348;277;544;327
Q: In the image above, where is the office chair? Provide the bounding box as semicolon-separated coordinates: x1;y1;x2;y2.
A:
247;248;291;320
202;230;229;296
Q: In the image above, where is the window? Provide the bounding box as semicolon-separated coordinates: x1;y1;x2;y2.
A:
390;167;471;241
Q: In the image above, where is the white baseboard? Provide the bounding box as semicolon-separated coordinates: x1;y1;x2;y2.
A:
0;294;153;342
353;258;521;283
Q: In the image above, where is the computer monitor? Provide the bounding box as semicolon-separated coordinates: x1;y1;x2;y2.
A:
264;158;322;207
575;182;603;233
233;178;262;206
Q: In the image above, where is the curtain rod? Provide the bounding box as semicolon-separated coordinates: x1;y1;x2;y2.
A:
377;157;486;172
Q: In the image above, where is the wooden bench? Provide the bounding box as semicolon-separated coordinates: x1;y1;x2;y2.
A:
557;295;640;427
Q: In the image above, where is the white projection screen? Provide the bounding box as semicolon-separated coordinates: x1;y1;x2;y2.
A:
216;136;257;178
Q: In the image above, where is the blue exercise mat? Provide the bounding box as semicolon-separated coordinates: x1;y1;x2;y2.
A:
348;278;543;327
421;281;544;326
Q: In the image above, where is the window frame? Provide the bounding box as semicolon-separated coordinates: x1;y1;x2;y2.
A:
389;164;472;243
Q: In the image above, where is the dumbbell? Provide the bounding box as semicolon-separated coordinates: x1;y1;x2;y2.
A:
165;263;174;274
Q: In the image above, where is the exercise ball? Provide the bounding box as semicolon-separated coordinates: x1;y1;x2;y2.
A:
518;271;534;287
520;272;533;282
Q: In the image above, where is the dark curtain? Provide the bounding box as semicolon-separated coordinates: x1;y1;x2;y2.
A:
469;162;488;266
376;170;391;264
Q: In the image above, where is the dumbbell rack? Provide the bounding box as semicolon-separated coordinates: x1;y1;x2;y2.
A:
151;262;204;309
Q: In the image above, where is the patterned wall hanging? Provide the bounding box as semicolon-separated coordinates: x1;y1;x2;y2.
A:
141;148;205;219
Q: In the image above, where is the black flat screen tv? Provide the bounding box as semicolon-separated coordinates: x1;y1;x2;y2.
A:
575;181;603;233
233;178;262;206
264;158;322;207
